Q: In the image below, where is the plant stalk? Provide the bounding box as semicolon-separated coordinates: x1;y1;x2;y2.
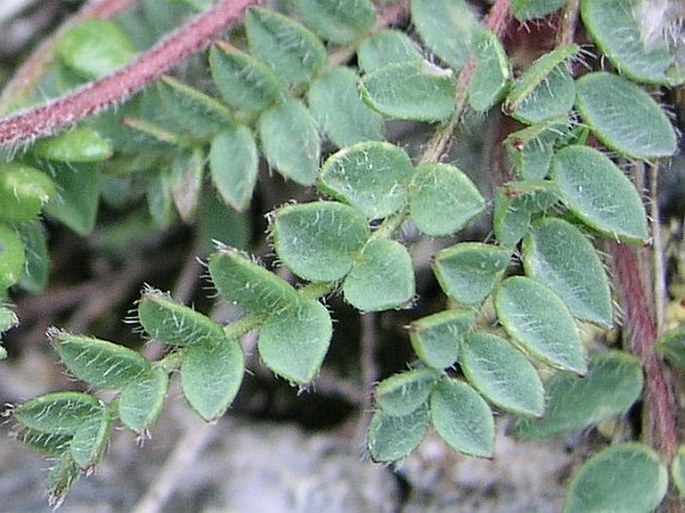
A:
0;0;260;150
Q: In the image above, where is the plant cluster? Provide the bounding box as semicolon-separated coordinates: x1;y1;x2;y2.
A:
0;0;684;511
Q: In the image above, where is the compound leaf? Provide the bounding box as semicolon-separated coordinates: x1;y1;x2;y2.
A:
575;72;677;158
409;162;485;236
430;377;495;458
564;443;667;513
318;141;413;219
495;276;586;374
181;337;244;421
272;201;369;282
461;331;544;416
551;145;649;244
343;239;415;312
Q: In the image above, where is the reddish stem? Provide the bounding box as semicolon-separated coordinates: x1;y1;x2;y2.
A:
0;0;260;149
611;241;678;461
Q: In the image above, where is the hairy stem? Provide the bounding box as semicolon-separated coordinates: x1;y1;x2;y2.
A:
611;241;678;461
0;0;260;150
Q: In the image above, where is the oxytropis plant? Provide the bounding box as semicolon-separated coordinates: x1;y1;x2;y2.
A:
0;0;684;511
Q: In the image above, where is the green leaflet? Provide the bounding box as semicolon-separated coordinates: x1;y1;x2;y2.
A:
14;392;103;435
523;217;613;327
272;201;369;282
672;446;685;498
504;45;579;124
157;76;234;138
367;405;429;462
409;310;475;369
169;147;203;223
433;242;511;305
580;0;684;85
56;19;137;79
181;337;244;420
495;276;587;374
0;163;55;223
208;45;283;112
18;221;49;293
343;239;415;312
467;29;511;112
409;162;485;236
69;409;111;470
657;326;685;371
291;0;375;45
551;145;649;244
118;368;169;434
493;181;560;247
44;162;101;236
375;368;440;416
258;98;321;185
0;224;26;289
430;377;495;458
512;351;643;438
46;452;81;508
245;7;326;87
357;29;424;72
511;0;568;21
564;443;667;513
258;297;332;383
318;141;413;219
504;116;571;181
360;61;456;122
21;429;72;456
411;0;476;72
49;329;151;389
461;332;544;417
137;287;226;347
208;246;300;315
31;127;113;163
146;168;174;228
575;72;677;159
308;67;384;148
210;126;258;211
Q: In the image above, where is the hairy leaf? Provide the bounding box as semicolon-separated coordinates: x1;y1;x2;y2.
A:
0;163;55;223
31;127;113;163
210;126;258;211
69;409;111;470
292;0;375;44
376;368;440;417
15;392;103;435
0;224;25;289
367;406;429;462
44;162;101;236
409;310;475;369
468;29;511;112
357;29;424;72
118;368;169;434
